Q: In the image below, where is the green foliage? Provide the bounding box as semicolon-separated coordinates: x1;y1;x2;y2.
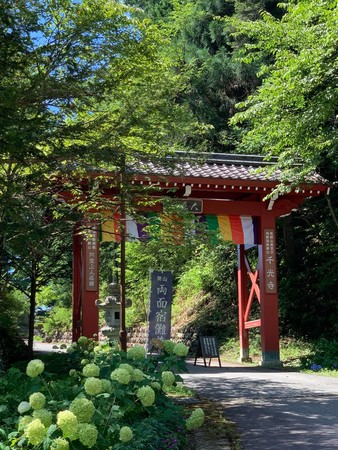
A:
277;195;338;340
0;339;197;449
230;0;338;186
0;0;200;353
129;0;282;151
163;0;262;151
42;307;72;337
0;290;25;334
37;281;72;309
123;203;213;324
0;290;28;368
173;241;238;341
299;338;338;371
174;256;212;306
220;336;338;376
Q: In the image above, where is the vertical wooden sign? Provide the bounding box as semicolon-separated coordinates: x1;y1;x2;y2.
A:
84;228;99;292
146;270;173;350
263;228;277;294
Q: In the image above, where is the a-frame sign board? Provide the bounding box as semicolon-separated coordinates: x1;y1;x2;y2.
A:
194;336;222;367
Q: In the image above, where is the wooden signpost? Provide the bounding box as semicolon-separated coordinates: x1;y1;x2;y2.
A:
194;336;222;367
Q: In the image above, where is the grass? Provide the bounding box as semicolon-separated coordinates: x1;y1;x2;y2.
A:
164;382;196;398
220;336;338;377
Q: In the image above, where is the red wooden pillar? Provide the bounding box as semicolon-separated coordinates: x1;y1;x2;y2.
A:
72;221;99;341
258;210;282;367
72;223;82;342
82;221;99;338
237;244;250;361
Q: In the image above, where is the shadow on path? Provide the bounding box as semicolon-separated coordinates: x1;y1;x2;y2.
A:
182;362;338;449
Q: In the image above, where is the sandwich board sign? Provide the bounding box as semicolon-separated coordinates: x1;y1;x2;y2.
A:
194;336;221;367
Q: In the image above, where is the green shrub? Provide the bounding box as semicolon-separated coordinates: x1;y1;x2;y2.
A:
42;307;72;337
0;290;29;368
173;242;238;341
0;339;200;449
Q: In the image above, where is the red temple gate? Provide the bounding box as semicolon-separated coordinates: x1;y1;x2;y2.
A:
71;153;328;367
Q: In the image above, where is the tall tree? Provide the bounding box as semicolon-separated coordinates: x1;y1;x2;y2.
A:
0;0;198;354
229;0;338;339
230;0;338;188
128;0;280;152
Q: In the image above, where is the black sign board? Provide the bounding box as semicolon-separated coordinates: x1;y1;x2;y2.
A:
146;270;173;351
194;336;221;367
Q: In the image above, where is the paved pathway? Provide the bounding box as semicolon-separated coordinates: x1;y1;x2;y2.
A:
181;361;338;449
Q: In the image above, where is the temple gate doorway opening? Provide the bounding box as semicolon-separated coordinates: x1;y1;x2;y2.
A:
70;152;328;368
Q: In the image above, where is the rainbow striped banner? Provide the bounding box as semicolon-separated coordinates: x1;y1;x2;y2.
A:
203;215;258;245
101;214;258;245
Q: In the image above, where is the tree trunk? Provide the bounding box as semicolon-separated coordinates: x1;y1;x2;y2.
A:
28;261;37;359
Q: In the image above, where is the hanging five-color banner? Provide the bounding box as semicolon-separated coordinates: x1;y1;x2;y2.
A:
100;213;258;245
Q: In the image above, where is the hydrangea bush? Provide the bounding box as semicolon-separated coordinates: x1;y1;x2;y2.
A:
0;338;203;449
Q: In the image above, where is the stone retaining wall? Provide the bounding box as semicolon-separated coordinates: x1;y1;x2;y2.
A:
127;324;199;351
42;324;199;351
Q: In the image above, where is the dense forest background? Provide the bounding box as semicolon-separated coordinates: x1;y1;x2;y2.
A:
0;0;337;364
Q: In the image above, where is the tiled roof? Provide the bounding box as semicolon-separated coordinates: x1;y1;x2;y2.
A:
132;152;327;185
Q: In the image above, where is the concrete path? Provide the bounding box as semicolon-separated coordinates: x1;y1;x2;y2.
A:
181;360;338;449
33;342;67;353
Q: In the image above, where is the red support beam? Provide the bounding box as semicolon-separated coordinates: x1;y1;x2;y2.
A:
245;319;261;329
244;269;260;322
202;199;261;216
237;245;250;362
258;208;282;367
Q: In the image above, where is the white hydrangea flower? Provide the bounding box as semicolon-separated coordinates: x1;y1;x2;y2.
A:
33;408;53;427
119;426;133;442
162;340;175;354
127;345;146;360
70;398;95;423
18;415;33;430
84;377;102;396
18;401;31;414
78;423;98;448
173;342;189;357
77;336;88;346
51;437;70;450
185;408;205;430
136;386;155;407
24;418;46;446
57;410;78;440
29;392;46;410
26;359;45;378
111;368;131;385
132;369;144;382
82;363;100;378
150;381;161;391
118;363;134;375
161;371;175;387
101;379;112;393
